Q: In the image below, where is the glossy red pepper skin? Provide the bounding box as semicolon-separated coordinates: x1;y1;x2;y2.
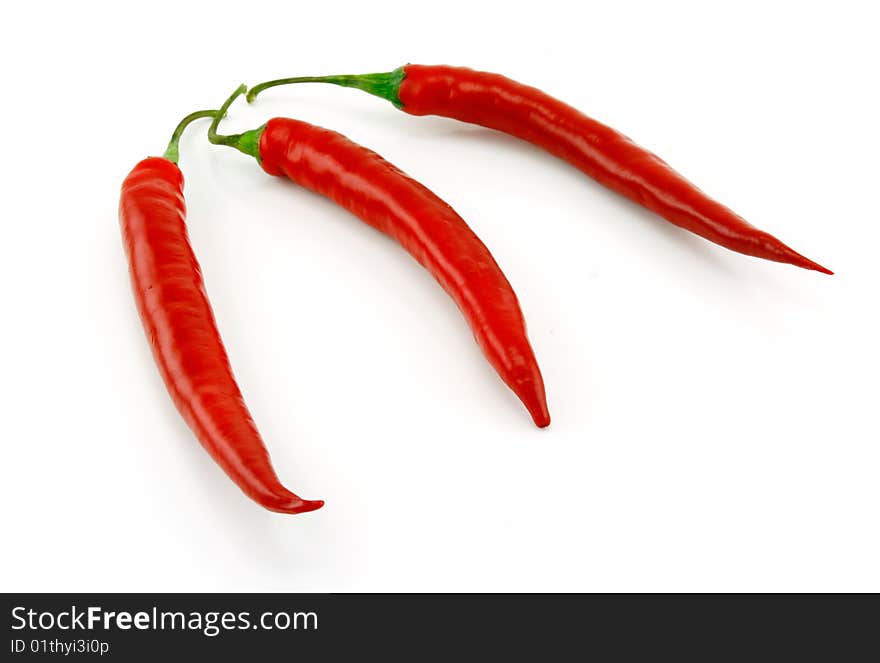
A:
258;118;550;427
393;65;830;273
119;157;323;514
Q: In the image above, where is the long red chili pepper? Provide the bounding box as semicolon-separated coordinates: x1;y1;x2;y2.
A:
120;110;324;514
208;85;550;427
247;66;831;274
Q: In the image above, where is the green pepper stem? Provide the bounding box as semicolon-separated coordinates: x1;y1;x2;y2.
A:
245;68;406;108
207;84;264;160
162;110;219;164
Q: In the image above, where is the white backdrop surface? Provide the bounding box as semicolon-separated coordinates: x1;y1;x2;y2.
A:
1;0;877;591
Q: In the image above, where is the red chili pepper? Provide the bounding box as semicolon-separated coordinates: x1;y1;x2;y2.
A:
120;110;324;514
209;86;550;427
247;66;831;274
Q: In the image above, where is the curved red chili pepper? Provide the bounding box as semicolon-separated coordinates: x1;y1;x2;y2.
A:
120;112;323;514
209;87;550;427
247;66;831;274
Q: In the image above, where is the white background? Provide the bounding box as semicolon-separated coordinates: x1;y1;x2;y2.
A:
2;0;877;592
